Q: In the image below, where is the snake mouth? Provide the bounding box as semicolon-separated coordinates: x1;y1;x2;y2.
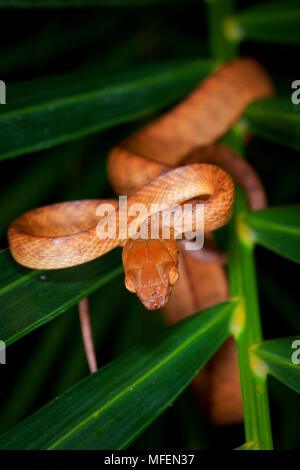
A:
139;291;170;310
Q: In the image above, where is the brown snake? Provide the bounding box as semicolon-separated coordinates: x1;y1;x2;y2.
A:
8;57;273;310
7;57;274;423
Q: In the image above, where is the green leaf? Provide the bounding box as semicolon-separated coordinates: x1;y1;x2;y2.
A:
0;278;123;435
251;337;300;394
0;248;122;346
226;0;300;44
0;299;238;450
0;15;124;75
244;97;300;151
0;0;181;6
0;59;213;160
0;310;74;434
235;440;259;450
51;278;124;397
243;205;300;264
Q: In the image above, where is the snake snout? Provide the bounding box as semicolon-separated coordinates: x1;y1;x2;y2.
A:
124;262;176;310
140;290;170;310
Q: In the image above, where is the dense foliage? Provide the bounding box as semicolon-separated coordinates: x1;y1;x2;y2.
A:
0;0;299;450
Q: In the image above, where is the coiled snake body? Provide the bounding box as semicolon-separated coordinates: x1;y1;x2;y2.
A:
8;57;274;424
8;58;273;311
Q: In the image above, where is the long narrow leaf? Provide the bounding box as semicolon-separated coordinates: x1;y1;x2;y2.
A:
0;299;238;450
226;0;300;44
251;337;300;394
0;248;122;345
0;309;75;434
0;59;213;161
235;441;259;450
244;97;300;152
243;206;300;264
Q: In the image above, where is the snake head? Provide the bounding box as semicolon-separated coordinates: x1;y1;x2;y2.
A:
122;238;179;310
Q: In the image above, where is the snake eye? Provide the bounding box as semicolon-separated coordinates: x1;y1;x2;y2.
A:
169;266;179;286
125;276;136;293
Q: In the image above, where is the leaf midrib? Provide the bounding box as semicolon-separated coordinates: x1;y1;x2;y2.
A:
0;62;204;122
246;106;300;122
249;219;300;236
0;269;41;296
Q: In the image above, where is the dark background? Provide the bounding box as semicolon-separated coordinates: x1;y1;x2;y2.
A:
0;0;299;449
